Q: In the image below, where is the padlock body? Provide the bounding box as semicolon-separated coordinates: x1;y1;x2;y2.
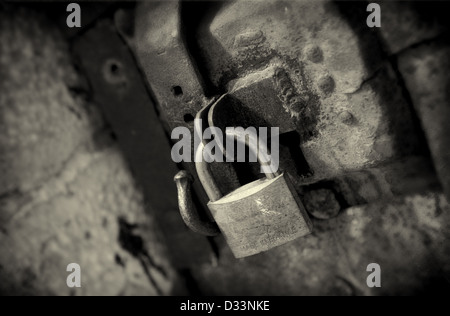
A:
208;173;312;258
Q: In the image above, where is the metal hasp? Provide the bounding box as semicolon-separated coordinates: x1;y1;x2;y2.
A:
134;0;437;212
132;0;450;294
134;0;440;258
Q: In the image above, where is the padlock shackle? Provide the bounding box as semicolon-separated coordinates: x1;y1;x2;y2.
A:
195;142;223;202
196;126;281;202
225;128;281;180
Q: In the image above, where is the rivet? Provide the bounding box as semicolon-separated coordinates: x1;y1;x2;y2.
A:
289;97;306;113
339;111;354;125
304;45;323;63
318;75;335;95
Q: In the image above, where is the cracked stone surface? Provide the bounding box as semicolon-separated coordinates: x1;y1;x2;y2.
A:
192;192;450;295
0;7;180;296
397;39;450;205
377;1;449;55
0;7;102;196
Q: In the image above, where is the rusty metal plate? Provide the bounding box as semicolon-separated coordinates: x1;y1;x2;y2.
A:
72;19;214;268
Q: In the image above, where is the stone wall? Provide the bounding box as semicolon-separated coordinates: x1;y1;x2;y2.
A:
0;6;181;296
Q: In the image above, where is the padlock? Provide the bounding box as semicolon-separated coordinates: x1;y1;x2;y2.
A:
195;129;313;258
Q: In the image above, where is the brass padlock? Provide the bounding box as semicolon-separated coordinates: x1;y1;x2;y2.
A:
195;130;313;258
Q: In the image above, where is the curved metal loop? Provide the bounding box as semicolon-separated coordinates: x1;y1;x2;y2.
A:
173;170;220;236
195;142;223;202
224;128;281;179
179;99;282;235
195;119;281;202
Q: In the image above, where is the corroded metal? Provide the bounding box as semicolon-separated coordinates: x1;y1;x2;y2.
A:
174;170;220;236
72;20;214;267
